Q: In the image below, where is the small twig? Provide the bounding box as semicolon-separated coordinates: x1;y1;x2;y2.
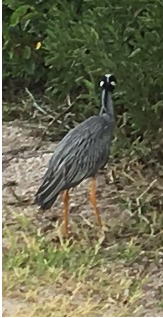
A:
25;87;48;115
9;187;33;206
17;122;47;130
2;146;32;157
34;94;81;150
136;179;157;224
121;171;135;182
2;180;31;205
2;181;18;190
9;187;23;203
80;213;94;228
67;94;72;107
137;179;157;200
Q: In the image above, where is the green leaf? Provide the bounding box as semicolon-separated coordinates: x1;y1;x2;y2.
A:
83;79;94;92
152;100;163;113
25;61;35;75
129;48;141;58
23;46;31;59
10;5;31;27
90;27;99;41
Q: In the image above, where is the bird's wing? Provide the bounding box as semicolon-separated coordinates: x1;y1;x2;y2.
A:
36;116;111;203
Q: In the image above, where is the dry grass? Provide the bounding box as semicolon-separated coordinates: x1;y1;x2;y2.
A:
2;215;155;317
2;122;163;317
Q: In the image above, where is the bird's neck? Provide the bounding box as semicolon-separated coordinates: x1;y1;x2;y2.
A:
99;89;114;121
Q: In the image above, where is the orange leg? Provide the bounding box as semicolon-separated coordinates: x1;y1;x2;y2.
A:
62;190;69;237
90;177;102;228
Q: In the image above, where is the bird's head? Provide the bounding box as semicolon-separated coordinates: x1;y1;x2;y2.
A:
99;74;117;92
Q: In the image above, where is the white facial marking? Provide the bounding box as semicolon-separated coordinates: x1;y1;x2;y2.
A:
110;81;115;86
105;74;111;82
100;80;104;87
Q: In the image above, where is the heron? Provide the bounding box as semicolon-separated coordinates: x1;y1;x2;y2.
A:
35;74;116;236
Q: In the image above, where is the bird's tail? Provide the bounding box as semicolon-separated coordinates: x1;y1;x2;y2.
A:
35;174;62;210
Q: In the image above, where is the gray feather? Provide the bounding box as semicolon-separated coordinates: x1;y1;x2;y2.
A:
35;115;114;209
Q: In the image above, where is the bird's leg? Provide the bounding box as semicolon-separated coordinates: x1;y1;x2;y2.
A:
62;190;69;237
90;177;102;228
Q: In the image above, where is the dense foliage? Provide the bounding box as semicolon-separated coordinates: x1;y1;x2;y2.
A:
2;0;163;143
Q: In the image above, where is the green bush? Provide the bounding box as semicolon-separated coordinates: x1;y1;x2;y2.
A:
2;0;163;139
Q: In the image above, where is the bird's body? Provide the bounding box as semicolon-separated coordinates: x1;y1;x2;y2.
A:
35;74;117;236
36;115;114;209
